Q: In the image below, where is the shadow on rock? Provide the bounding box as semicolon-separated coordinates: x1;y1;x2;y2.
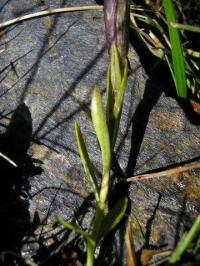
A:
0;103;42;264
126;77;162;177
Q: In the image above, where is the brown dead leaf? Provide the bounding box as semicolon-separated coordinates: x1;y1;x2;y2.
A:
141;249;171;266
190;99;200;114
125;218;137;266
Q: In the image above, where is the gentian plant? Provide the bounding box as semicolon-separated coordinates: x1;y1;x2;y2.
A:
57;0;130;265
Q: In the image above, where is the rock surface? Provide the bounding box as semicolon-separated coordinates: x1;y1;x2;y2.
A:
0;0;199;265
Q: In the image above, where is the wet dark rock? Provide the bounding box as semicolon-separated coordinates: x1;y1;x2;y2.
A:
0;0;199;265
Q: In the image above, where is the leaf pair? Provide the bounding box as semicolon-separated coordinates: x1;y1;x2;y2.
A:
74;87;111;204
57;197;128;247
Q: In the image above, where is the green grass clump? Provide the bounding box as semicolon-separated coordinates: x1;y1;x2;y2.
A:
130;0;200;99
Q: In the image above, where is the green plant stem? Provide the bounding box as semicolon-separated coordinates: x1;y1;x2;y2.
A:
92;171;110;242
92;206;104;241
86;170;110;266
171;22;200;33
99;172;110;210
86;207;103;266
86;239;96;266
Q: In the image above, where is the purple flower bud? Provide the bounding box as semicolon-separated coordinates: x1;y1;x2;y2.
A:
104;0;129;60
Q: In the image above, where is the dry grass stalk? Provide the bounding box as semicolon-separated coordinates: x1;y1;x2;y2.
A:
127;161;200;182
0;151;17;167
125;218;137;266
0;5;103;30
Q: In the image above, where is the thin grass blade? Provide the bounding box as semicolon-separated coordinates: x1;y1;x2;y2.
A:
74;121;99;202
131;214;146;246
110;42;122;94
57;216;92;241
169;215;200;263
171;23;200;33
91;87;111;176
114;59;128;119
163;0;187;98
106;64;114;120
111;59;128;148
192;235;200;255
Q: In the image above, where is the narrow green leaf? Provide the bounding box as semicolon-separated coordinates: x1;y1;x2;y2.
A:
106;64;114;120
171;22;200;33
114;59;128;119
138;15;164;34
97;197;128;243
147;46;165;59
131;214;146;246
169;215;200;264
163;0;187;98
165;54;177;88
74;121;99;202
106;63;116;149
192;235;200;255
57;216;91;241
91;87;111;175
58;216;97;265
112;59;128;148
110;42;122;93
